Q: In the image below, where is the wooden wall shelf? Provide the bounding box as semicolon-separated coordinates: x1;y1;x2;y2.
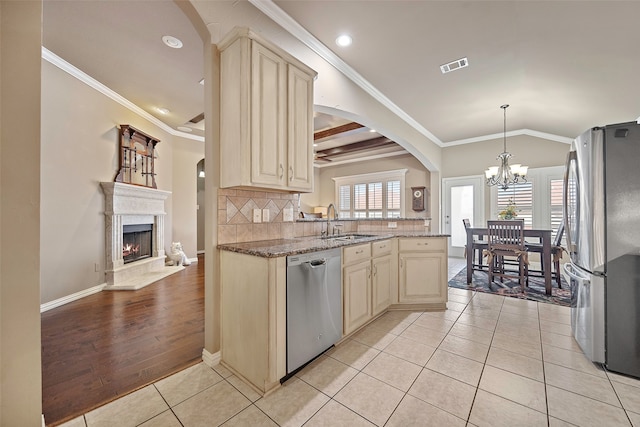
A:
115;124;160;188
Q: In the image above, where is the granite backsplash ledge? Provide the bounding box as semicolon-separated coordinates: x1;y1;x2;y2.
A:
217;188;431;244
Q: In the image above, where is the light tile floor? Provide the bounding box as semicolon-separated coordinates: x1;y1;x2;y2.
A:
58;259;640;427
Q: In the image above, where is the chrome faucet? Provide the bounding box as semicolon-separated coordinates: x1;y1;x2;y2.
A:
326;203;337;235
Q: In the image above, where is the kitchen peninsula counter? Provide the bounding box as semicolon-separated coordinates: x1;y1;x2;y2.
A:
219;231;450;396
217;232;449;258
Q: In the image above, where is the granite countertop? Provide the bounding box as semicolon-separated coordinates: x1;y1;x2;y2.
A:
218;232;450;258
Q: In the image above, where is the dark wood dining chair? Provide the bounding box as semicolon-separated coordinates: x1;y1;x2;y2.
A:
526;222;565;288
463;219;488;272
486;219;528;290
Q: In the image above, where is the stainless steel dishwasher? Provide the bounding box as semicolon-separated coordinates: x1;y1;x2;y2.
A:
286;248;342;375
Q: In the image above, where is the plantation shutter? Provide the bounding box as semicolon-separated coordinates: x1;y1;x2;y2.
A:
497;182;533;228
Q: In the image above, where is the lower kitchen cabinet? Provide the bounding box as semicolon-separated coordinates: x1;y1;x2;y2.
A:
343;259;372;335
372;254;393;316
398;237;447;309
220;250;286;395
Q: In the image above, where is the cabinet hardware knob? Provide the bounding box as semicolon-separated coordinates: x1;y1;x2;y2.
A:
356;250;363;254
289;165;293;181
279;164;284;179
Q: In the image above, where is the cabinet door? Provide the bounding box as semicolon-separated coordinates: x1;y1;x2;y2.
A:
372;255;392;316
287;63;314;191
251;41;286;187
399;253;446;303
343;260;372;335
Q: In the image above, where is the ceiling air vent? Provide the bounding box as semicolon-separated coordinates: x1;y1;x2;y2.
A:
189;112;204;124
440;57;469;74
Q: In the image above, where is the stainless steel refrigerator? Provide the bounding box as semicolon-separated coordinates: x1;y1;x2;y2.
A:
563;121;640;378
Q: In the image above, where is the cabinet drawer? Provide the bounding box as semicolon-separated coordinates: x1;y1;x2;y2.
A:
343;243;371;265
371;239;392;257
399;237;445;252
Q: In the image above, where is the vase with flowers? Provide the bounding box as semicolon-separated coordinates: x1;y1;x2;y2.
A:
498;199;518;220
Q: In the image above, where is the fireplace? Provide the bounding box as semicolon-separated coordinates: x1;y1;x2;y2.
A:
122;224;153;264
101;182;175;290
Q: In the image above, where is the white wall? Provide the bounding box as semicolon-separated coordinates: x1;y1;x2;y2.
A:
40;59;203;304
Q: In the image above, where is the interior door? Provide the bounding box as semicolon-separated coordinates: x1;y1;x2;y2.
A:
443;176;484;258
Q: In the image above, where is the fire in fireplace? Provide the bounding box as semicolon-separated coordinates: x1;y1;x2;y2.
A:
122;224;153;264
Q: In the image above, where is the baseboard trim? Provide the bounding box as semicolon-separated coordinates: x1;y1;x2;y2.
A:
40;283;107;313
188;257;198;264
202;349;221;368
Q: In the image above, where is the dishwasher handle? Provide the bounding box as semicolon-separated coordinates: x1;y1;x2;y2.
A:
306;259;327;268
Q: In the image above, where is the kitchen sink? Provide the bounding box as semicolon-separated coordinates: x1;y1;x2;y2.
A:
323;233;375;241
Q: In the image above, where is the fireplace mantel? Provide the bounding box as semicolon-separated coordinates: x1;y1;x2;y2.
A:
101;182;180;290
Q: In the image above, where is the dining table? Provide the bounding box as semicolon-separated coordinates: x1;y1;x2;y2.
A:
465;226;553;295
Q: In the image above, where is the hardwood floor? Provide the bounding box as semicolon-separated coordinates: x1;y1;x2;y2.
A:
41;255;205;426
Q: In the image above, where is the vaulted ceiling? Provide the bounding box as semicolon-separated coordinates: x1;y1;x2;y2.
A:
43;1;640;163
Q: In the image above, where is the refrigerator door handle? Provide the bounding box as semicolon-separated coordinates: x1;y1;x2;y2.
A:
562;262;590;284
563;150;577;255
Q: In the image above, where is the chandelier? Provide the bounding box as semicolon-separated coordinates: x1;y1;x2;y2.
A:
485;104;528;190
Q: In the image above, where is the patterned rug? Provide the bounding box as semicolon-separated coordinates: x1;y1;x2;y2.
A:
448;267;571;307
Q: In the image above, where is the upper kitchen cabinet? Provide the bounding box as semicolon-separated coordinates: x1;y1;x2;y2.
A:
219;27;317;192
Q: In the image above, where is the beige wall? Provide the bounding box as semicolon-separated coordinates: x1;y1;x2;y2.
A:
441;134;570;221
301;154;432;218
40;59;203;304
441;135;570;178
1;1;43;425
172;138;205;259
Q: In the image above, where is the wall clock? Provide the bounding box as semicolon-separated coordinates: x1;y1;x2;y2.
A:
411;186;426;211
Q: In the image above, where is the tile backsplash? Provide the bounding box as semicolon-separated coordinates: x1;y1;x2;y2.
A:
217;188;431;244
217;188;298;244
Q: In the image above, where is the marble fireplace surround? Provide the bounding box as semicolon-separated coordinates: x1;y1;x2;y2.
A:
101;182;182;290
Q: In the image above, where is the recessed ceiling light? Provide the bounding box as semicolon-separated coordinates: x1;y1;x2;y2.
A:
162;35;183;49
156;107;170;115
369;129;376;133
335;34;352;47
440;57;469;74
177;126;193;132
199;78;204;85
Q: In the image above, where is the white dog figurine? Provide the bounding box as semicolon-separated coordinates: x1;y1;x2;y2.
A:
167;242;191;266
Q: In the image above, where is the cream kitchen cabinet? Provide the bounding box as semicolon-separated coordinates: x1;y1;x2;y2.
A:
371;239;394;316
398;237;448;309
342;243;372;335
342;239;396;335
219;27;316;192
220;250;286;395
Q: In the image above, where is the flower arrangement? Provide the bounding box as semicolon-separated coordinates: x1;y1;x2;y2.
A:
498;199;518;220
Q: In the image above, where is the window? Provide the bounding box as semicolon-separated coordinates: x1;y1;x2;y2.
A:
334;169;407;218
490;166;566;232
497;182;533;228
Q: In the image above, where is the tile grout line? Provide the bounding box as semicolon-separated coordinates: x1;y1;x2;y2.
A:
462;291;502;424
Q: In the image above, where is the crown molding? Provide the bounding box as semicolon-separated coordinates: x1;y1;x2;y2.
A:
248;0;444;148
41;47;204;142
443;128;573;147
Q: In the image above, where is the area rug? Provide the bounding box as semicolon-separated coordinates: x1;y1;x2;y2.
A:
448;268;571;307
